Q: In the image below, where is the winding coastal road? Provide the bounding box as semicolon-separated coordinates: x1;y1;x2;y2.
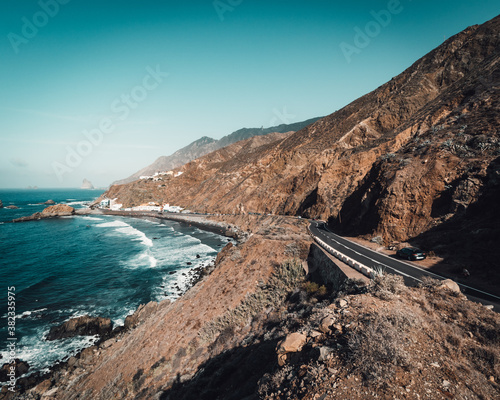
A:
309;221;500;312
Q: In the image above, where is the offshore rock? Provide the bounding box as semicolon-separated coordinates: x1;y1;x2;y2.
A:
42;204;75;215
81;178;94;189
11;204;75;223
46;315;113;341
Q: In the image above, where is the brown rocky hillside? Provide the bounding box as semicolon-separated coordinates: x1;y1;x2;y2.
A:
104;16;500;284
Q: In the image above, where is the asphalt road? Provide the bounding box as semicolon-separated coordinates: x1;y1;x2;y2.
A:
309;221;500;312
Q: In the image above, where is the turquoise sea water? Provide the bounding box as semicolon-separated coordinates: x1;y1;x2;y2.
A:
0;189;229;374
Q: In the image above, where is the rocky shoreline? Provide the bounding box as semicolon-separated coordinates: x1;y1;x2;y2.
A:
6;204;245;241
0;208;242;397
99;209;246;240
0;214;311;399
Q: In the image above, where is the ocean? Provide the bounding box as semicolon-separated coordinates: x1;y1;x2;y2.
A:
0;189;231;375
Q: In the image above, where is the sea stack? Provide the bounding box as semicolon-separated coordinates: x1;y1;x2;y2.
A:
81;178;94;190
0;199;3;208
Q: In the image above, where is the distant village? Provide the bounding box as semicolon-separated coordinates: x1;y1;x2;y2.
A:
139;171;183;181
98;171;185;213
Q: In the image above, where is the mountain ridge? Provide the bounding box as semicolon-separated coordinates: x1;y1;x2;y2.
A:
113;117;321;185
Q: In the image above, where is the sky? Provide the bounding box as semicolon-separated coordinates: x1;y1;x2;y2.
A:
0;1;498;188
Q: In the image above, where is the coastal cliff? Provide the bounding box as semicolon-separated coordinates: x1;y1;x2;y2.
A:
103;15;500;289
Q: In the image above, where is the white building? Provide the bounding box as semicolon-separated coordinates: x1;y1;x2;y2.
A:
132;204;162;212
163;204;184;213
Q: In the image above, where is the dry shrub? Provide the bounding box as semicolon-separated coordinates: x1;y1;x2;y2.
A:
348;307;416;384
468;345;500;377
303;282;328;298
418;276;441;289
369;272;406;300
200;259;304;341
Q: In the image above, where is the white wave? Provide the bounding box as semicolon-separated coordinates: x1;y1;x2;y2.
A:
138;253;158;268
96;220;153;247
116;226;153;247
66;199;77;201
122;249;158;269
80;216;103;221
142;219;160;224
4;330;99;375
18;307;48;319
96;220;129;228
65;201;87;206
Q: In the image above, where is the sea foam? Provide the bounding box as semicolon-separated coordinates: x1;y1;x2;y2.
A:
96;220;153;247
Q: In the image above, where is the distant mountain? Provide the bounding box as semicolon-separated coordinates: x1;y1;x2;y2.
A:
112;117;321;185
81;178;94;189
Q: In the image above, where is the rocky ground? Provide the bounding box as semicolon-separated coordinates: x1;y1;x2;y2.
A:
160;274;500;400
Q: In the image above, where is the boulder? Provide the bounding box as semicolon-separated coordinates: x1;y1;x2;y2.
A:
46;315;113;341
5;205;19;209
318;346;334;362
277;332;308;366
11;204;76;223
0;359;30;381
319;316;336;334
67;356;78;368
438;279;461;293
0;199;3;208
42;204;75;216
337;299;348;308
277;332;307;354
44;200;55;205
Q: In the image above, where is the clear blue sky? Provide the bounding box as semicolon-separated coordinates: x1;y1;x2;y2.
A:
0;0;498;188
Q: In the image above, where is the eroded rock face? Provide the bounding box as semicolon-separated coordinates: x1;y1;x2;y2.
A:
46;316;113;341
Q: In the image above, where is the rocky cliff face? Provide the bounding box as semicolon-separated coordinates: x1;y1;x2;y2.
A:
105;15;500;275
